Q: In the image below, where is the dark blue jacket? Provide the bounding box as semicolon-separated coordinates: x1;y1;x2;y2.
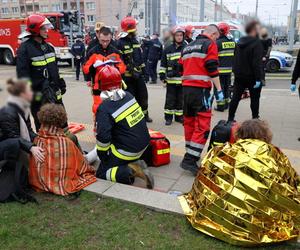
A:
71;41;85;58
147;38;162;61
96;92;150;161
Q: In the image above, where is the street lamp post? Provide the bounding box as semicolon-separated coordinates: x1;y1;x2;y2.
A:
200;0;205;22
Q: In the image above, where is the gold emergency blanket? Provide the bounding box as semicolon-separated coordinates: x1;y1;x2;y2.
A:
179;139;300;246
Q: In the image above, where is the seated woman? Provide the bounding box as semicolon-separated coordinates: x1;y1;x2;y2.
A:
0;79;44;202
29;104;96;196
0;78;44;165
179;119;300;246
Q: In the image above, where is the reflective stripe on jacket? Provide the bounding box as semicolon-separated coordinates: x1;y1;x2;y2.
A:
179;34;219;88
217;35;235;75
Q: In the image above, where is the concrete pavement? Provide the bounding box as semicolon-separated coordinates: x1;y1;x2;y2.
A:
0;65;300;214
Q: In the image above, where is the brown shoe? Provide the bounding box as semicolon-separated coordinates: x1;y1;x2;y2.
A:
128;160;154;189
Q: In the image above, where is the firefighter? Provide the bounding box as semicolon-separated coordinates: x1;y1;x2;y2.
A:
185;25;195;44
179;24;224;175
95;65;154;188
83;26;126;116
116;16;152;123
16;14;66;130
214;22;235;111
159;26;186;125
146;33;163;84
71;35;85;81
86;21;104;54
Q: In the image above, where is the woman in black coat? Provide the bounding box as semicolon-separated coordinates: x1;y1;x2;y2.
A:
0;79;44;164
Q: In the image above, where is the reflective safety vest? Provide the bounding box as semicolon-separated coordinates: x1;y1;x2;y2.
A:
217;35;235;75
159;42;185;84
16;37;62;94
96;92;150;161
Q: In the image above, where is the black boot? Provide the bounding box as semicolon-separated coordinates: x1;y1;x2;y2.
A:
165;119;172;126
180;154;199;176
175;116;183;124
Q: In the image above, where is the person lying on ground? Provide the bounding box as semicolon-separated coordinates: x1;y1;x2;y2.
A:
0;78;44;165
29;104;96;196
179;119;300;246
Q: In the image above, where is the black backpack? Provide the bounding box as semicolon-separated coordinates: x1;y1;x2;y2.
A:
0;160;36;204
208;120;237;151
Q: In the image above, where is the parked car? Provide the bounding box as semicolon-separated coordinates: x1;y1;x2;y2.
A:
266;51;294;73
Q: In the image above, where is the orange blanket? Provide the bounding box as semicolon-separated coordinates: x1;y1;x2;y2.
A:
29;126;96;196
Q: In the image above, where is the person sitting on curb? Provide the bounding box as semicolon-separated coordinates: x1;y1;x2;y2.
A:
95;65;154;188
179;119;300;246
29;104;96;196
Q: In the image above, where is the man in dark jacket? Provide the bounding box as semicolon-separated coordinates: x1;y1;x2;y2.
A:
71;36;85;80
215;22;235;111
146;33;162;84
260;27;272;86
117;16;152;122
228;20;263;121
16;14;66;130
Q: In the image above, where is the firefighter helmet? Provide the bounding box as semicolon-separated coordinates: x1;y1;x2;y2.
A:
172;25;185;35
121;16;138;33
26;14;52;35
98;65;122;91
185;25;195;37
218;22;230;35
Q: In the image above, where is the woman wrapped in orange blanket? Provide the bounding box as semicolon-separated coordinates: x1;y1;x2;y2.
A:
29;104;96;196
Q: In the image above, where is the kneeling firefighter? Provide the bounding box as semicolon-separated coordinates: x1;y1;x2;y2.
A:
16;14;67;130
159;26;186;125
95;65;154;188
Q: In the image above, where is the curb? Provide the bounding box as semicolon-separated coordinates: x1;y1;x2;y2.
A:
84;179;184;215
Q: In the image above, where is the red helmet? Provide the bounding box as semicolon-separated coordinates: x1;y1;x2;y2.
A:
26;14;52;35
121;16;138;33
172;25;185;35
185;25;195;37
97;65;122;91
218;22;230;35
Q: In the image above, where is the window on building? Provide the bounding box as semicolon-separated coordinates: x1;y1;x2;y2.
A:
2;0;8;3
1;7;9;14
86;2;95;10
40;5;48;12
52;4;60;11
11;0;18;2
87;15;95;23
12;7;19;13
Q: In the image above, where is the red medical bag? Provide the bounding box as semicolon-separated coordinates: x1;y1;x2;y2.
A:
142;129;170;167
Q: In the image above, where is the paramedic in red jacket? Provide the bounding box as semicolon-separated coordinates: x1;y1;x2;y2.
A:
179;24;224;175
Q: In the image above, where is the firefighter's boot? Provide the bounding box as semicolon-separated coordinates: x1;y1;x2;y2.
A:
128;160;154;189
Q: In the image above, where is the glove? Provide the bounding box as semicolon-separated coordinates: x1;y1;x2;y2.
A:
290;83;296;92
217;90;224;102
253;81;261;89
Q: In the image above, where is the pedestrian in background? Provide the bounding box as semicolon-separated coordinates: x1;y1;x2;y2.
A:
290;47;300;141
71;36;85;81
215;22;235;112
141;35;151;82
260;27;272;86
146;33;162;84
228;20;263;122
86;21;104;54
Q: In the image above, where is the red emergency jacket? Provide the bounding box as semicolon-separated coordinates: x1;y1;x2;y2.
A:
179;34;219;88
